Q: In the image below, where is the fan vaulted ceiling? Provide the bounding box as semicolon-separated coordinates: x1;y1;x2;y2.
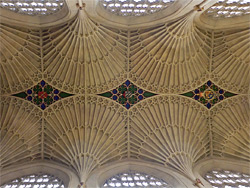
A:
0;0;249;187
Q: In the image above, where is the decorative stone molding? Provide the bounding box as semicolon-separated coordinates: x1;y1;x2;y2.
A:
193;157;250;188
0;161;79;188
86;159;194;187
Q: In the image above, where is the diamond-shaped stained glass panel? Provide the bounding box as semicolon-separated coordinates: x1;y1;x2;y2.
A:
181;80;237;109
98;80;157;109
13;80;74;110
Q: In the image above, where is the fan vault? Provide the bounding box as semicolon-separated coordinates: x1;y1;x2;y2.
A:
0;0;249;187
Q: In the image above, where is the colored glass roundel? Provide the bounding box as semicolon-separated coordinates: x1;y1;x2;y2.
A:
99;80;156;109
181;81;237;109
13;80;73;110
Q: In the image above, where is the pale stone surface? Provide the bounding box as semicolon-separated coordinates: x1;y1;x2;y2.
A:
0;0;249;187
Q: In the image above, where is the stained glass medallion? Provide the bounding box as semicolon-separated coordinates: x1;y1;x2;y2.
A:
98;80;157;109
13;80;74;110
181;81;237;109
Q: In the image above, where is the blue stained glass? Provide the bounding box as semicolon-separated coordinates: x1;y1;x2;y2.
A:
12;80;74;110
181;80;237;109
125;103;130;109
27;96;32;101
27;89;32;94
219;95;224;100
41;103;46;110
41;80;46;87
54;89;59;94
194;95;199;100
54;96;59;101
98;80;157;109
125;80;130;86
138;89;143;94
138;95;143;100
219;89;224;94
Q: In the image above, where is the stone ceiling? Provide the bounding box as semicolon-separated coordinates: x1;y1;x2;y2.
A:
0;0;249;185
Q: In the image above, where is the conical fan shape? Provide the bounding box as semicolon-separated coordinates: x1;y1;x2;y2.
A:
129;14;211;93
0;24;41;95
43;95;128;181
129;95;210;178
42;11;127;94
0;97;42;168
211;96;250;161
211;27;250;94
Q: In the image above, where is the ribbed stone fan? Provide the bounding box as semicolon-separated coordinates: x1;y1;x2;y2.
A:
211;96;250;161
129;12;211;93
42;11;128;94
211;28;250;94
129;95;210;178
0;24;41;95
43;96;128;181
0;4;250;186
0;97;42;168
